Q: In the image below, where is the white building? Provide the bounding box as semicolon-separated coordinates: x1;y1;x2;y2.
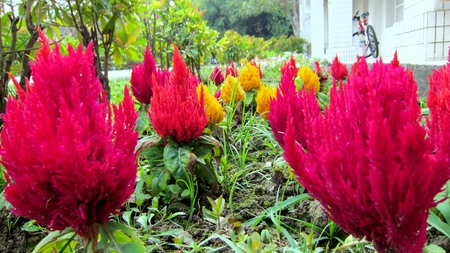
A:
301;0;450;63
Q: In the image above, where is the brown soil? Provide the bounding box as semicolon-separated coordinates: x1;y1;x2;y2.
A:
0;208;46;253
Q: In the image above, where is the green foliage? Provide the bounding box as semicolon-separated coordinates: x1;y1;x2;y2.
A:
140;0;219;79
195;0;293;38
266;35;308;54
31;222;145;253
139;134;222;208
218;30;267;63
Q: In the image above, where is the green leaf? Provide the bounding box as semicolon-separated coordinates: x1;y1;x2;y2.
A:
196;160;219;190
21;220;43;232
164;143;192;181
424;244;446;253
32;228;77;253
96;221;145;253
113;230;133;243
437;201;450;224
151;167;171;196
135;105;151;132
113;48;123;67
244;194;311;227
181;189;190;198
244;90;255;106
122;211;132;226
428;211;450;238
191;135;223;158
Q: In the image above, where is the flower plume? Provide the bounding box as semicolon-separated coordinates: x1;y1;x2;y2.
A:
1;28;138;237
281;55;450;253
130;46;169;104
149;45;207;143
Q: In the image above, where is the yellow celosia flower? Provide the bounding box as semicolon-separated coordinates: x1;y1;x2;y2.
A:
255;84;277;119
197;84;224;125
238;62;262;91
220;76;246;103
298;66;320;94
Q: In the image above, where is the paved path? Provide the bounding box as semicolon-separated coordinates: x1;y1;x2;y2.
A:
109;69;132;80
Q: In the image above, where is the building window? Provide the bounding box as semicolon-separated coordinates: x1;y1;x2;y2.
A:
386;0;404;28
395;0;404;22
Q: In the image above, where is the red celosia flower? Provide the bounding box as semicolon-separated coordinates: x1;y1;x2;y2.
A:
130;46;168;104
269;56;309;148
250;59;263;78
331;55;348;81
282;54;450;253
280;55;298;76
149;45;207;143
1;29;138;237
210;66;225;86
226;61;238;77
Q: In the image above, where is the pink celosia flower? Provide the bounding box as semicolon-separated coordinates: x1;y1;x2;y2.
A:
214;90;221;100
331;55;348;81
130;46;169;104
1;29;138;238
269;56;309;148
427;50;450;159
149;45;207;143
210;66;225;86
226;61;238;77
281;54;450;253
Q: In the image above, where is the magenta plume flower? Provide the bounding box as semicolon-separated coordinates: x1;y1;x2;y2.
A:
210;66;225;86
269;56;309;148
282;55;450;253
130;46;169;104
149;45;207;143
1;29;138;237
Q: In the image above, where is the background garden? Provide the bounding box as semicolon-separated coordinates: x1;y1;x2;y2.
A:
1;0;450;253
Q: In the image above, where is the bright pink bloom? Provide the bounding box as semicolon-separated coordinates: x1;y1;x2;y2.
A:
427;50;450;161
282;55;450;253
149;46;207;143
214;90;221;100
130;46;169;104
210;66;225;86
269;56;309;148
226;61;238;77
331;55;348;80
1;29;138;237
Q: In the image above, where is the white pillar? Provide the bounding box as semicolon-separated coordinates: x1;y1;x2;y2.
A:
311;0;325;58
326;0;357;61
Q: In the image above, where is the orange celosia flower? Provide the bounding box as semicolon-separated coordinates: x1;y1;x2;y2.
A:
197;84;224;125
239;61;262;91
256;84;277;119
149;46;207;143
298;66;320;94
220;76;246;103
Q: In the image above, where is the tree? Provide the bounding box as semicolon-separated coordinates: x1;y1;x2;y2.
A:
140;0;219;80
0;0;50;123
195;0;296;38
52;0;144;99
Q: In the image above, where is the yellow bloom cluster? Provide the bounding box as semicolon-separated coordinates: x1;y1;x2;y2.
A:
238;62;262;91
298;66;320;94
256;84;277;119
197;84;224;125
220;76;246;103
